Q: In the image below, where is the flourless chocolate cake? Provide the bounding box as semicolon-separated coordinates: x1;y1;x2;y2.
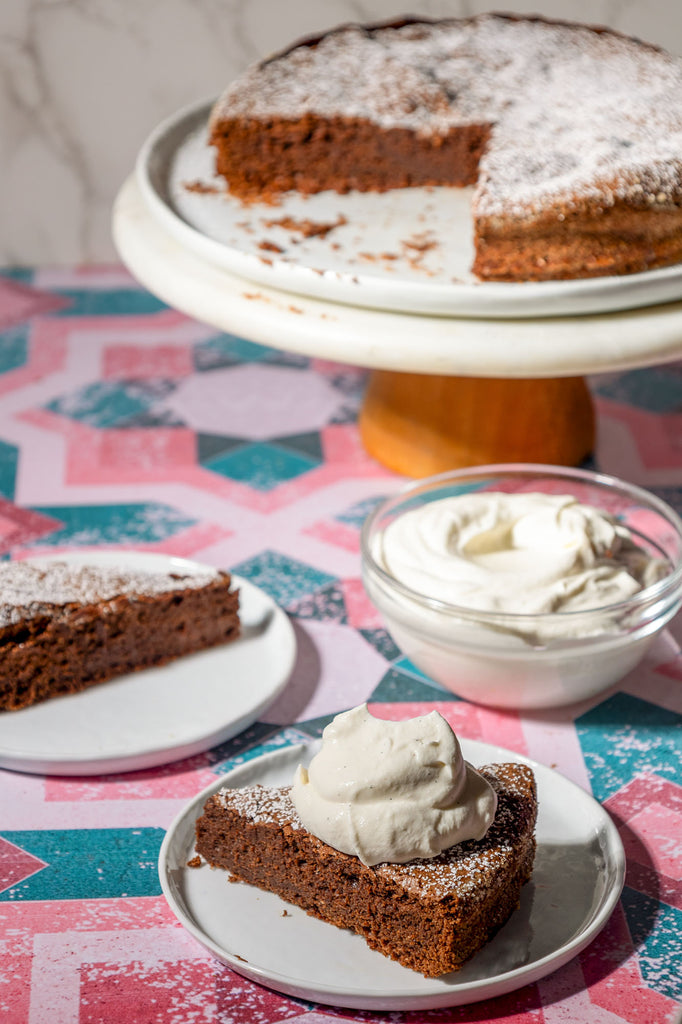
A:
194;761;537;977
209;13;682;281
0;561;240;711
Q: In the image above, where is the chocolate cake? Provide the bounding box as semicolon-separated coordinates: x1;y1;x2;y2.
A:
0;561;240;711
209;14;682;281
194;761;537;977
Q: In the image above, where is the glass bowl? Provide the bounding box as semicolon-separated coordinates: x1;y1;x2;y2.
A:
360;463;682;710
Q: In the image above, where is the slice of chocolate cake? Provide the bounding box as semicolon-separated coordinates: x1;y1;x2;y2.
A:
194;761;537;977
0;561;240;711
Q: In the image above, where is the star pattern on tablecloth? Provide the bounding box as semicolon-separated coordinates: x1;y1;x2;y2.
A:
1;268;682;1023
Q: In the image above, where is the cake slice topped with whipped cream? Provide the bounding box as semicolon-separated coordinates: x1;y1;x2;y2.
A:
194;704;536;976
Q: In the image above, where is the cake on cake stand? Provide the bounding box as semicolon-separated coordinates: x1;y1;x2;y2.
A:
113;109;682;478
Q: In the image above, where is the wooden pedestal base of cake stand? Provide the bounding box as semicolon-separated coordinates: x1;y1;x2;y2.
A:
359;371;595;477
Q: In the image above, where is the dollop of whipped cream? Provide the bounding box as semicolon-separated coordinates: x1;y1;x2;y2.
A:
291;704;497;866
376;491;667;616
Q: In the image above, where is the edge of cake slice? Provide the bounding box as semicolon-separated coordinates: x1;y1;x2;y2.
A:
0;561;240;711
194;761;537;977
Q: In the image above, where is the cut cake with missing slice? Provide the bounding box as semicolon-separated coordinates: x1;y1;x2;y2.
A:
209;13;682;282
194;761;537;977
0;561;240;711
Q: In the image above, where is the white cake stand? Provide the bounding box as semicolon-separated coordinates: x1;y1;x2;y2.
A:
113;175;682;475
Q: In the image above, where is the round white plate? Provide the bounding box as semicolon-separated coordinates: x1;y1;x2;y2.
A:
160;738;625;1011
0;553;296;776
137;99;682;320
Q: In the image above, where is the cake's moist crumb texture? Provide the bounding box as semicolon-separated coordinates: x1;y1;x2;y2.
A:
194;762;537;977
209;13;682;281
0;562;240;711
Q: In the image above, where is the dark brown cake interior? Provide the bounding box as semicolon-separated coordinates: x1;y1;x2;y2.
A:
211;115;490;202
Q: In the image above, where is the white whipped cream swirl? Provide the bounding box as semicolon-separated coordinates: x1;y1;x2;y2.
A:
291;704;497;866
376;491;666;617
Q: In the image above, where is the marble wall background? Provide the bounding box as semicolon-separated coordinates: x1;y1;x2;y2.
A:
1;0;681;266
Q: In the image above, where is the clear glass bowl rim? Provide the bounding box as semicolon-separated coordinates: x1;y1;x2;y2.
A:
360;462;682;628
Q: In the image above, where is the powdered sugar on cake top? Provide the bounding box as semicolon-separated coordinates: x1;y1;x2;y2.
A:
214;769;530;900
0;561;220;627
211;14;682;220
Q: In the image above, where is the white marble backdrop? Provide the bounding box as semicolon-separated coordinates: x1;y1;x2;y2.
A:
1;0;681;265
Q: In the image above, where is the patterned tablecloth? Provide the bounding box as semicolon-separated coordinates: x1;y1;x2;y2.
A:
0;265;680;1024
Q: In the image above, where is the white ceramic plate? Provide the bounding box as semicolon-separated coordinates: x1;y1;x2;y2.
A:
160;738;625;1011
0;552;296;776
137;99;682;320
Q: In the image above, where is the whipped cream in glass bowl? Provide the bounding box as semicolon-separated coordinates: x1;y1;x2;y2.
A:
361;464;682;709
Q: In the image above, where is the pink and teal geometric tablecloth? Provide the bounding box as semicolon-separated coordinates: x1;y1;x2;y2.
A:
0;266;680;1023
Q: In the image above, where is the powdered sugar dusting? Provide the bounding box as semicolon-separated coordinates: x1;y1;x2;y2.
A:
213;764;536;901
211;14;682;221
216;782;301;824
0;561;220;627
